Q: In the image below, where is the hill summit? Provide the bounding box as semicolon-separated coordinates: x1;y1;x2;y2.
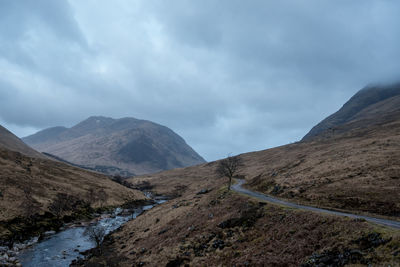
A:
23;116;205;176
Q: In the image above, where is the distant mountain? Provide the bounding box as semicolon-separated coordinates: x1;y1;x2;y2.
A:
302;83;400;141
0;125;45;158
23;116;206;176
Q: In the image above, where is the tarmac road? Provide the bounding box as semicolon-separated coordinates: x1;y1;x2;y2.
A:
232;179;400;229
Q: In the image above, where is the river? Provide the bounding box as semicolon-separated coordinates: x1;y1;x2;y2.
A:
17;199;166;267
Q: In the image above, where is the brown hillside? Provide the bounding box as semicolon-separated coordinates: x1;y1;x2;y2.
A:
0;146;145;222
0;125;45;159
77;86;400;266
128;110;400;219
83;137;400;265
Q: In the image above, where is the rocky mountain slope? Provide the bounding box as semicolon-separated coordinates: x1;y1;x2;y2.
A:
0;125;45;159
302;83;400;141
23;116;205;176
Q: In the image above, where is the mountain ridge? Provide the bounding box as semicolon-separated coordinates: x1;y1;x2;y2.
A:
23;116;206;176
302;83;400;141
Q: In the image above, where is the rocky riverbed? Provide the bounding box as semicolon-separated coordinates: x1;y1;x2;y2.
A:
0;199;165;266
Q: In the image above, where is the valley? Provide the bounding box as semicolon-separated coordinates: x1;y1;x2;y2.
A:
1;84;399;266
79;84;400;266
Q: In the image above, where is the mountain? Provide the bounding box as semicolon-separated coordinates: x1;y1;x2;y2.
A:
0;125;45;159
23;116;206;176
302;83;400;141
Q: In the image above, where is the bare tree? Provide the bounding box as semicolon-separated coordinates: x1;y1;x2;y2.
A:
216;155;243;190
84;224;106;248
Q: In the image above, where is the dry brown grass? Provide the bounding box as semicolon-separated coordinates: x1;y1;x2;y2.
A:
84;176;400;266
241;114;400;219
0;147;145;222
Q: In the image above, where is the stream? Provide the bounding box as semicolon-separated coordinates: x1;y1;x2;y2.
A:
17;199;166;267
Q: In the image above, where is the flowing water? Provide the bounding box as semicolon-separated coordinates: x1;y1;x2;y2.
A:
18;200;166;267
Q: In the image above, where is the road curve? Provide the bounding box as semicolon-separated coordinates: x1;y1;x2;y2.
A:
232;179;400;229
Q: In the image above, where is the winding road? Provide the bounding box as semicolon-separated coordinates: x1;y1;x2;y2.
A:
232;179;400;229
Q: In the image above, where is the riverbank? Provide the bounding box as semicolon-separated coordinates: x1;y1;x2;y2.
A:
0;199;154;266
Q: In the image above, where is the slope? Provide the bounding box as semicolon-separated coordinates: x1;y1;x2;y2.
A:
82;117;400;265
0;146;145;223
0;125;45;159
302;83;400;141
76;84;400;266
23;116;206;176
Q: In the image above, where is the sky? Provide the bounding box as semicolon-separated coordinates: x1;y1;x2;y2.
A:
0;0;399;161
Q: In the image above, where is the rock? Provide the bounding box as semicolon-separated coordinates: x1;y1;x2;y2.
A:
44;230;56;236
354;232;390;249
166;257;188;267
158;228;169;235
197;189;210;195
212;239;225;249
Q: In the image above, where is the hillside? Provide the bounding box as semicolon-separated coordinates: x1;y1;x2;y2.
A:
81;112;400;265
75;85;400;266
0;125;45;159
240;85;400;218
80;84;400;266
23;116;206;176
127;109;400;219
0;145;145;223
302;83;400;141
82;169;399;266
126;84;400;219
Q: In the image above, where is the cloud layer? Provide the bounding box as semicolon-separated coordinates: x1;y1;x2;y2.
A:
1;0;399;160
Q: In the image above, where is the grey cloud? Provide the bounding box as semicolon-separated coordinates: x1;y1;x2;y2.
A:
0;0;399;160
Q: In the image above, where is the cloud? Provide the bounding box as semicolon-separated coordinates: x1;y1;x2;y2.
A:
0;0;399;160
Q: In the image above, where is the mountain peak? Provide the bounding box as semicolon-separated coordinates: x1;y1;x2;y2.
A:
23;116;205;176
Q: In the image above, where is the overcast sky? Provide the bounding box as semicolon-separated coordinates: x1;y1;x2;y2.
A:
0;0;399;161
